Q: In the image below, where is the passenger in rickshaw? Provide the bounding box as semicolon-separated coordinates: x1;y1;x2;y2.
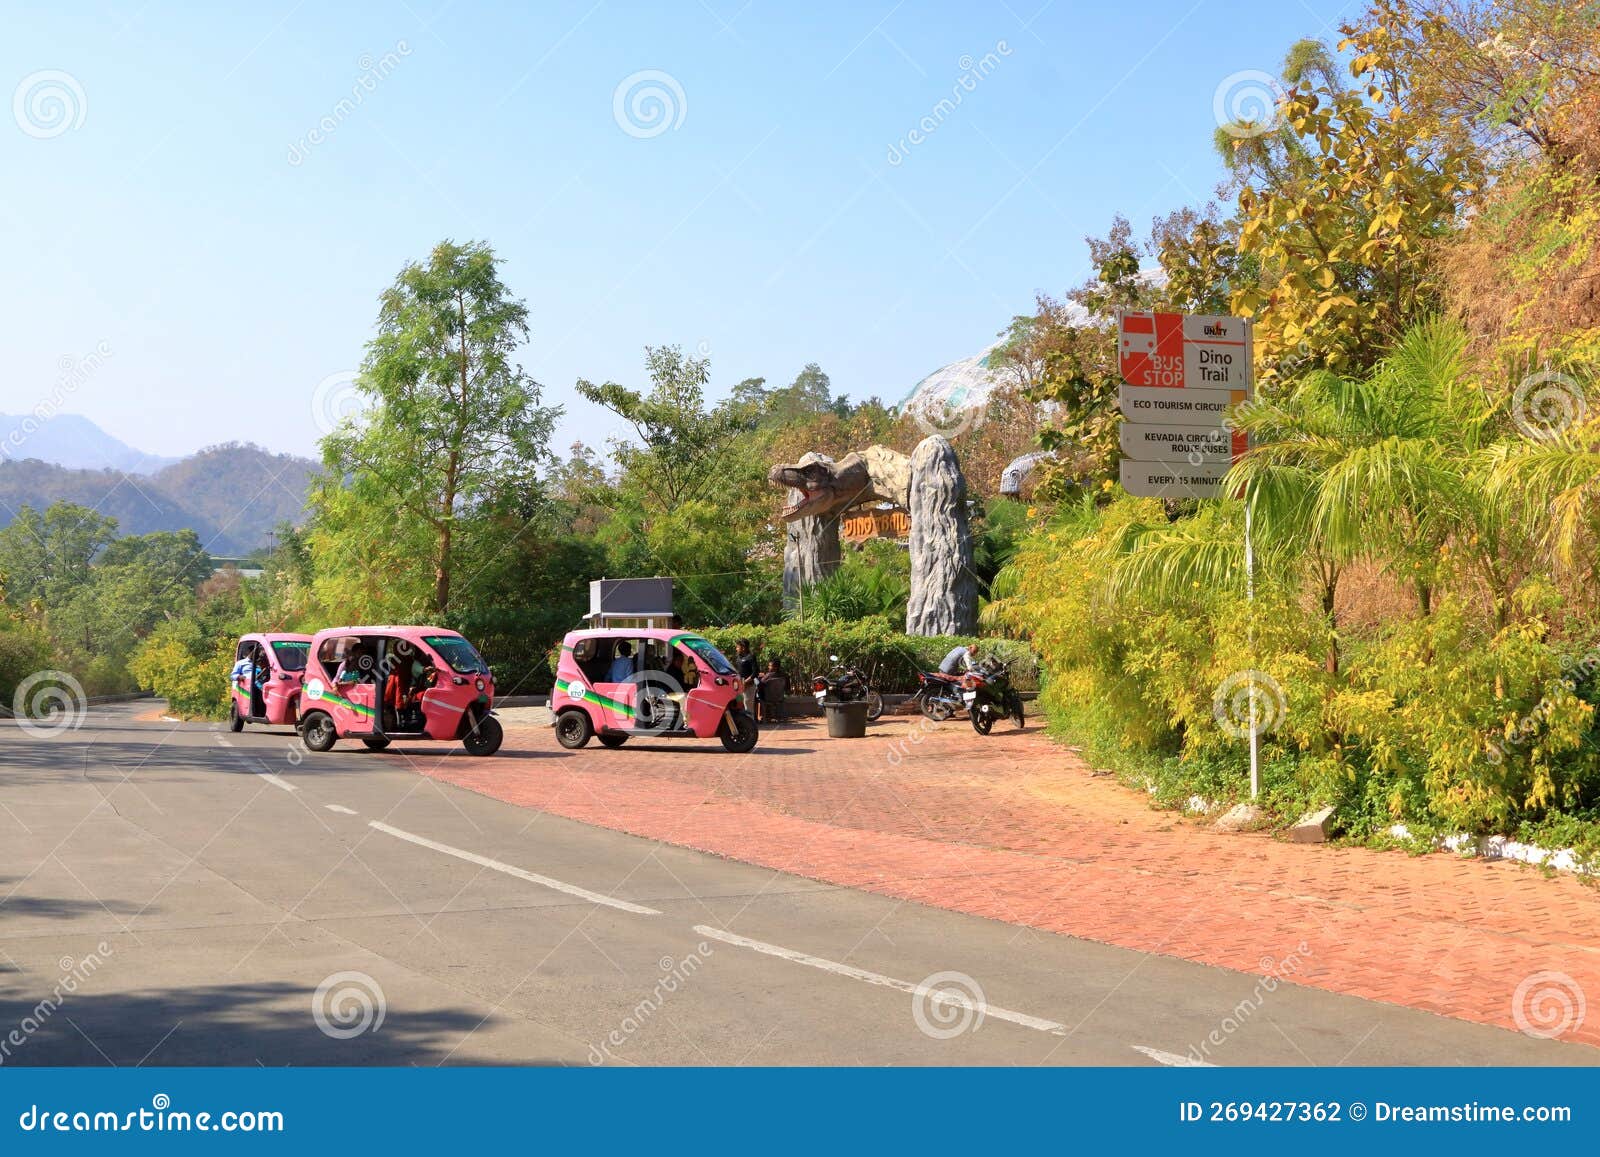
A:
333;639;374;685
606;641;636;684
250;645;270;716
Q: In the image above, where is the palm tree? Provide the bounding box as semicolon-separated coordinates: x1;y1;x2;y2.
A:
1104;320;1516;674
1487;368;1600;582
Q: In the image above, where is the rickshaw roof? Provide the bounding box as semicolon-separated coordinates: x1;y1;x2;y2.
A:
310;625;463;642
562;627;705;644
240;632;314;644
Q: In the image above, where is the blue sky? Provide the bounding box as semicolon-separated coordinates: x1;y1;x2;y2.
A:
2;0;1355;461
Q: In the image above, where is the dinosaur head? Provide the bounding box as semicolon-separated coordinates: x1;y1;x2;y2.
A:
768;454;871;521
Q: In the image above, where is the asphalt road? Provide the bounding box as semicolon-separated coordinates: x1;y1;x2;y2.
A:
1;703;1594;1067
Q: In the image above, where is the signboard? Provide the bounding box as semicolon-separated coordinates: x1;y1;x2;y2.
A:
1116;312;1253;499
1119;459;1232;496
1119;423;1234;464
1118;384;1234;422
1118;312;1253;392
841;508;910;543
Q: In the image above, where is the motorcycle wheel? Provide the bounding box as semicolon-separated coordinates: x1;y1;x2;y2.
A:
921;697;954;722
1011;695;1026;728
865;691;884;721
971;706;995;735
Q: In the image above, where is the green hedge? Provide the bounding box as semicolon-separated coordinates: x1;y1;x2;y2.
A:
696;616;1038;693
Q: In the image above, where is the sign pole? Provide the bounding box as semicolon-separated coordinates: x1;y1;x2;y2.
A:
1245;498;1259;799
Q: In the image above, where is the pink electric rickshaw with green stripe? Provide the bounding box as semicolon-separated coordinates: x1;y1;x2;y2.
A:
298;625;502;756
551;628;758;753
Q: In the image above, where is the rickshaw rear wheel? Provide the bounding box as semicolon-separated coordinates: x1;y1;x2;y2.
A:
555;709;592;750
228;702;245;733
719;709;759;754
597;733;628;748
301;711;337;752
362;736;391;752
464;714;503;757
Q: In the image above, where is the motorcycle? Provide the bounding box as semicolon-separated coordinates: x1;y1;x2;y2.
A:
911;669;968;722
964;657;1026;735
810;655;884;721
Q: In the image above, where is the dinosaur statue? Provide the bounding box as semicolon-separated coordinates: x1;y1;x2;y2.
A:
768;437;976;636
768;445;911;520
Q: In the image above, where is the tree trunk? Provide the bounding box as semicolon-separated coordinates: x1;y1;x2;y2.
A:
1320;561;1340;676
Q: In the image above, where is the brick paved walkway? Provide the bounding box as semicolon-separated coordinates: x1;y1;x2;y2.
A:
414;715;1600;1048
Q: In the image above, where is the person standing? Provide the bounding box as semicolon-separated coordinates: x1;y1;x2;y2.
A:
735;638;758;717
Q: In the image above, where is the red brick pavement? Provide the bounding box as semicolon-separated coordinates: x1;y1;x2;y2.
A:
414;715;1600;1047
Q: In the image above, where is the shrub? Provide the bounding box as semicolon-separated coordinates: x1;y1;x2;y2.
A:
698;616;1037;693
129;621;234;719
0;623;55;710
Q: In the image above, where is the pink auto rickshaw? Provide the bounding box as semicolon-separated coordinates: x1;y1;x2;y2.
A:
228;632;313;731
551;628;757;753
298;626;502;756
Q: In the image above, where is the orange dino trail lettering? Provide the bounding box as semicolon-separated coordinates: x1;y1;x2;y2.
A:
842;509;910;543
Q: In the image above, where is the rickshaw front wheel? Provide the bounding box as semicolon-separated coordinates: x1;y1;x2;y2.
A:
228;702;245;733
464;714;503;757
597;733;628;748
301;711;338;752
719;709;759;754
362;736;391;752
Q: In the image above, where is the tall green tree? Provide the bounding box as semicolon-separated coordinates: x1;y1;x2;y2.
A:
319;239;559;614
576;345;748;511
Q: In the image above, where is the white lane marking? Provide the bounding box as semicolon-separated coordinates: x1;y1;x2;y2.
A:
692;925;1068;1035
369;821;661;916
1132;1045;1214;1067
216;738;233;747
324;804;358;815
259;773;298;793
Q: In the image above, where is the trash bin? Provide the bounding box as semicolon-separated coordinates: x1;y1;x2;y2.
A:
822;699;870;738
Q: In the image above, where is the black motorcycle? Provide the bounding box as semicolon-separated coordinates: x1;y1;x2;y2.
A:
911;669;968;721
964;657;1025;735
810;655;884;721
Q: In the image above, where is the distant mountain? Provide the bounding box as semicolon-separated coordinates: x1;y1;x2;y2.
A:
0;442;321;557
0;412;181;474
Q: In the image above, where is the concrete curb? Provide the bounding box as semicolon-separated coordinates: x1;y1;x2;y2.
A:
1387;823;1595;876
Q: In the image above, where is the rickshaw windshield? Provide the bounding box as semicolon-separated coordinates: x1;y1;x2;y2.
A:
424;635;489;674
270;641;309;672
679;636;736;677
